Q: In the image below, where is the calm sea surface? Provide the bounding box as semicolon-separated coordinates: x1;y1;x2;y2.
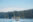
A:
0;19;33;22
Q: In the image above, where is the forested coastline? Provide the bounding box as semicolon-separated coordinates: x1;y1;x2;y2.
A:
0;9;33;19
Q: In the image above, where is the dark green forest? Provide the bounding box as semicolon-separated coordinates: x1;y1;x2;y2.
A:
0;9;33;19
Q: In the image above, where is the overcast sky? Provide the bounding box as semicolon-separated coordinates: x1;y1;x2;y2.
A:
0;0;33;12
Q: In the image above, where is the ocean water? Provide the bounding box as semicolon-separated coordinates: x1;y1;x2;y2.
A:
0;19;33;22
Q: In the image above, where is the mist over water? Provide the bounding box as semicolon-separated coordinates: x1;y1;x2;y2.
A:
0;19;33;22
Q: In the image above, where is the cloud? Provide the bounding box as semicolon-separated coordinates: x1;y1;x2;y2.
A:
0;8;30;12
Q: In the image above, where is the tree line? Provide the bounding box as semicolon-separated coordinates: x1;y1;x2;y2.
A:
0;9;33;19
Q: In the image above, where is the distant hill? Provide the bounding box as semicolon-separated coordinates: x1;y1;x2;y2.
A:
0;9;33;19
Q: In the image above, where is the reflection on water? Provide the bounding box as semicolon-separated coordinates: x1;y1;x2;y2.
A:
0;19;33;22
